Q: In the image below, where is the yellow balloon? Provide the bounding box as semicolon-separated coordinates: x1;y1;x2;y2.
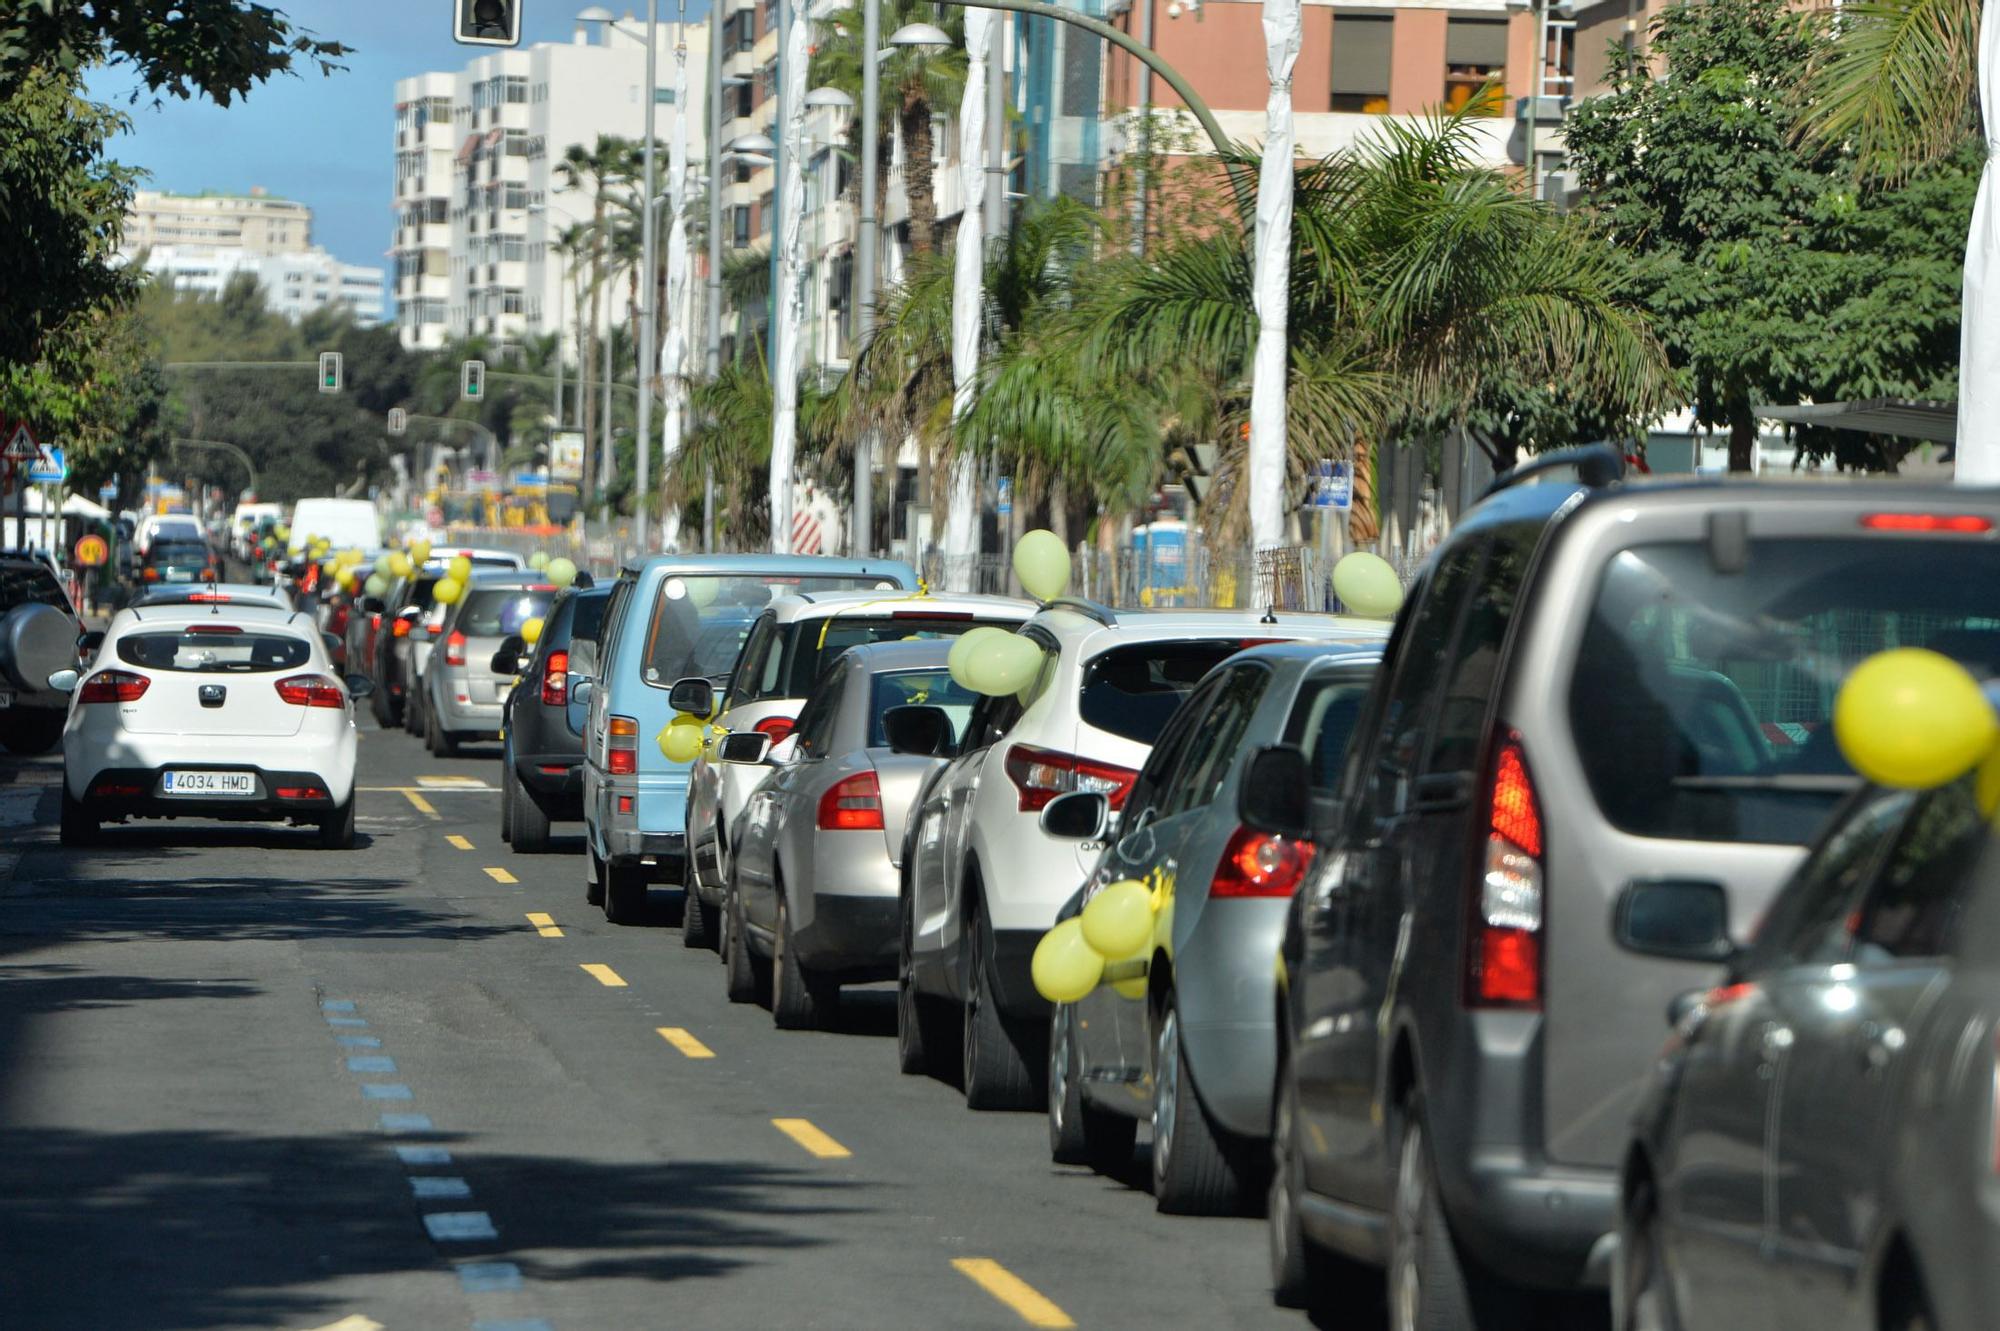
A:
1031;918;1104;1004
273;524;290;542
1835;648;1998;789
1333;551;1405;619
448;555;473;583
521;616;544;646
687;576;719;608
340;548;364;568
1978;749;2000;818
409;538;432;564
963;631;1042;696
432;576;463;605
1081;879;1155;959
659;718;704;764
1111;969;1151;1001
319;558;340;577
1013;528;1072;602
388;552;413;578
546;557;578;589
527;551;550;571
947;627;995;690
364;574;389;597
373;554;395;577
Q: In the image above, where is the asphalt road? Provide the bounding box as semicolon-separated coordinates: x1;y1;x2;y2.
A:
0;714;1362;1331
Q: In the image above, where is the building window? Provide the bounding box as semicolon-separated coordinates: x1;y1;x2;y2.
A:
504;182;529;210
501;236;526;262
757;63;778;103
1540;18;1575;98
733;204;751;247
504;129;529;156
428;197;449;224
733;83;753;119
1329;14;1392;114
1444;18;1508;116
502;289;525;314
505;75;528;103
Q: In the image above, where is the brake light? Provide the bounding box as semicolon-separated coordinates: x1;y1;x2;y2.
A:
1004;743;1140;813
185;624;243;635
444;631;467;667
755;716;796;744
1861;512;1995;533
369;613;382;632
541;649;569;706
608;714;639;775
1210;826;1317;898
1468;735;1544;1009
187;593;232;603
328;605;349;635
78;670;150;704
426;622;443;637
141;568;159;583
274;674;346;708
275;783;329;801
817;770;885;830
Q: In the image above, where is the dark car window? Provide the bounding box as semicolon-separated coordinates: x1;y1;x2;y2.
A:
729;612;782;703
1751;787;1915;971
116;627;311;673
1161;664;1268;818
1367;546;1482;818
456;588;554;638
1123;673;1225;825
0;563;70;612
1284;674;1375;793
568;589;609;644
639;583;761;687
1853;778;1986;962
1079;640;1262;745
792;659;847;759
869;668;977;747
783;613;1013;698
1570;539;2000;845
1425;528;1537;777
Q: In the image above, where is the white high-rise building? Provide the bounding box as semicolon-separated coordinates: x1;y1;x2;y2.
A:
133;245;386;325
126;187;314;255
391;10;710;357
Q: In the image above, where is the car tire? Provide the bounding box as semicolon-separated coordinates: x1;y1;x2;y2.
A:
2;712;66;755
723;884;764;1004
1618;1174;1680;1331
584;844;606;906
897;890;956;1077
402;685;421;735
426;707;457;758
371;678;394;728
1389;1099;1522;1331
1270;1049;1373;1311
499;760;515;843
682;890;715;951
961;898;1041;1111
1048;1003;1136;1172
318;797;357;850
511;769;552;854
602;860;646;924
771;892;836;1030
59;788;97;847
1151;993;1255;1215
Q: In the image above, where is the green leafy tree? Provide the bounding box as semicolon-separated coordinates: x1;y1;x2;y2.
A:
1797;0;1980;178
0;1;347;103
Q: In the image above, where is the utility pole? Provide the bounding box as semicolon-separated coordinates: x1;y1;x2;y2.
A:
707;0;725;551
634;0;661;553
851;0;881;558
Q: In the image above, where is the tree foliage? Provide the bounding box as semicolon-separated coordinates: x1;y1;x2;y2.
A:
0;1;348;104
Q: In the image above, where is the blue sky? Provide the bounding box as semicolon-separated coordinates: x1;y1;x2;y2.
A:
93;3;708;277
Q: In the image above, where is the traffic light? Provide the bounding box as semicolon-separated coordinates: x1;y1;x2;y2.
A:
461;360;486;402
387;407;408;436
454;0;522;46
318;351;343;394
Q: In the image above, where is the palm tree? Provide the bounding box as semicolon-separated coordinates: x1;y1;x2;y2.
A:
810;0;968;256
1798;0;1980;176
666;343;838;546
553;135;640;500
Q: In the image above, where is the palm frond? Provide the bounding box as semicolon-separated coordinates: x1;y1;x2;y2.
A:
1797;0;1980;177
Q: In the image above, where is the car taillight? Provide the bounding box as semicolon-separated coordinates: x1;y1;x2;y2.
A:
541;649;569;706
391;618;411;639
444;630;467;667
426;622;443;637
1861;512;1995;533
817;770;884;830
1003;743;1139;813
275;783;329;801
1210;826;1316;898
78;670;149;704
141;568;159;583
369;613;382;632
755;716;795;744
608;714;638;775
1467;735;1543;1010
274;674;346;708
328;606;349;634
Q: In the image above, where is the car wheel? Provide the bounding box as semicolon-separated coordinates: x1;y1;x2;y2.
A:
723;883;764;1003
426;707;457;757
682;885;715;951
402;685;421;735
602;860;646;924
511;768;551;853
961;899;1040;1111
584;843;606;906
371;678;393;728
897;890;956;1077
59;787;97;847
499;760;515;843
1618;1173;1680;1331
771;891;836;1030
1048;1003;1136;1172
1151;994;1254;1215
1390;1100;1520;1331
2;712;65;754
317;796;357;850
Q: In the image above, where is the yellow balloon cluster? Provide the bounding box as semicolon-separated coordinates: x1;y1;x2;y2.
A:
546;557;578;589
1031;878;1171;1004
521;616;544;646
410;537;433;564
658;717;705;763
388;552;413;578
448;554;473;583
528;551;550;571
1332;552;1405;619
433;576;463;605
1013;529;1072;602
1834;648;1999;790
947;626;1043;697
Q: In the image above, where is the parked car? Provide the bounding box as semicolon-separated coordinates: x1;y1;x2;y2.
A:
1612;770;1999;1331
366;549;526;730
136;538;219;588
0;556;85;754
418;571;558;756
719;639;978;1027
1038;640;1381;1213
571;555;916;925
1266;453;2000;1327
897;602;1392;1110
682;590;1034;951
54;602;371;848
498;584;611;852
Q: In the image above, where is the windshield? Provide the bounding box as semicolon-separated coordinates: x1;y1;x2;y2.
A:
456;588;554;637
784;613;1017;697
869;668;979;746
1570;539;2000;845
116;628;311;673
1080;640;1270;744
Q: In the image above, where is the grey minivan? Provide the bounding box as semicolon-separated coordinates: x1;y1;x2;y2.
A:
1267;454;2000;1328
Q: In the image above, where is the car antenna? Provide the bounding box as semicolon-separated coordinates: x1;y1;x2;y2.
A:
1260;604;1278;625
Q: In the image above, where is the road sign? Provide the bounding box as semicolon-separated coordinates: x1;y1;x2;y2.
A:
27;445;66;484
512;470;547;492
548;431;585;481
1314;460;1353;511
98;482;117;502
4;422;37;464
996;476;1012;517
467;469;499;491
791;508;824;556
73;534;109;567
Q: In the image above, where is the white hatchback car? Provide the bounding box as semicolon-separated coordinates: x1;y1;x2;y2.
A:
896;602;1392;1109
56;603;370;848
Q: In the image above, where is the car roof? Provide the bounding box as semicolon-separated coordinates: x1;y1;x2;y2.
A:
462;570;560;588
619;551;917;582
132;582;286;606
760;590;1035;623
115;602;316;633
829;638;960;673
425;547;526;564
1224;639;1386;667
1026;602;1394;649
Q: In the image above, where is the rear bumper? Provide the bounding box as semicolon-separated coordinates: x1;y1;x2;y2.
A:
1442;1154;1618;1290
71;765;345;821
794;893;900;978
515;754;583;809
433;692;504;735
605;825;686;881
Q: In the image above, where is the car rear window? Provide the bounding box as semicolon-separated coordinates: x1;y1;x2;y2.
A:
457;588;554;637
150;542;209;563
1570;538;2000;845
783;613;1016;698
869;668;978;746
1080;640;1266;744
568;591;609;644
116;627;311;673
1283;673;1376;793
0;564;70;612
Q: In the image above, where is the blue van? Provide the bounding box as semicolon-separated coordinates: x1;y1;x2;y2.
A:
572;553;918;923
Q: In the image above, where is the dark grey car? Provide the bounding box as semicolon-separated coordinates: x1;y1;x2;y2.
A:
1039;642;1379;1215
1614;770;2000;1331
499;585;610;852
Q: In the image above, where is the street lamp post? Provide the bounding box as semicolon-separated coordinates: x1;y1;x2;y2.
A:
634;0;662;554
707;9;729;552
852;0;881;557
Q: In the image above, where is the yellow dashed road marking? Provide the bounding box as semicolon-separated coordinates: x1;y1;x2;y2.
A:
483;867;518;884
772;1118;851;1159
657;1027;715;1058
526;912;563;938
580;964;626;987
401;790;438;818
445;834;472;850
951;1259;1075;1328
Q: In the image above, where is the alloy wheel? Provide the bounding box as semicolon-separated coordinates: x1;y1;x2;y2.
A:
1152;1008;1180;1186
1392;1122;1425;1331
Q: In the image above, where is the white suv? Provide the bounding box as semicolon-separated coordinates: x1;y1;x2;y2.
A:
895;602;1390;1109
681;589;1034;949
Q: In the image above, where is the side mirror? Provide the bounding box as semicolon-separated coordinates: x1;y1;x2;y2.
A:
360;596;386;615
46;668;78;694
565;677;593;738
344;673;376;700
1040;791;1109;841
669;675;715;719
718;731;773;765
490;634;527;675
397;604;422;620
882;704;954;757
1612;879;1737;966
76;630;104;665
1239;744;1313;841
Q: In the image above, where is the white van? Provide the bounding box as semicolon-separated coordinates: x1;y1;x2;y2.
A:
286;498;381;555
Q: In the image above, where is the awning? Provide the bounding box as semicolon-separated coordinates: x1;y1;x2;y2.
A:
456;133;481;165
1754;398;1958;444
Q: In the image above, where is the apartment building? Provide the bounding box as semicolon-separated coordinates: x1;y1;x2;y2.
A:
134;245;386;325
125;188;315;255
391;10;710;355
